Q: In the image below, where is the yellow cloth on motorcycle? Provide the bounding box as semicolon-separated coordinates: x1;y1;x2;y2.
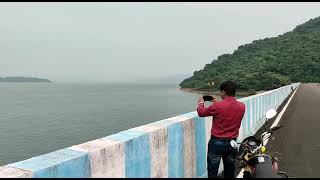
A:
244;153;250;161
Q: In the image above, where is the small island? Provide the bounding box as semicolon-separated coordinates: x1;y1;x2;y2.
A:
0;77;52;83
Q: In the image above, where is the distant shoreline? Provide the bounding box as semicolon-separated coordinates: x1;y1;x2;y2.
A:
180;87;265;97
0;77;52;83
180;88;217;95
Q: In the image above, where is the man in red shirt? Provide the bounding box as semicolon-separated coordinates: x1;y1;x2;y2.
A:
197;81;245;178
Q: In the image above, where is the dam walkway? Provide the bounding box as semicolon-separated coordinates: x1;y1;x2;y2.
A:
265;83;320;178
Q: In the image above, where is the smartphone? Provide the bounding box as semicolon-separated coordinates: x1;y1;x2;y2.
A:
203;95;213;101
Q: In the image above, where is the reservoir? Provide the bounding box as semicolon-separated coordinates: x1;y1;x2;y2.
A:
0;82;243;165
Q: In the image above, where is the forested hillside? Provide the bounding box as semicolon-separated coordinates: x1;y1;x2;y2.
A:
180;16;320;92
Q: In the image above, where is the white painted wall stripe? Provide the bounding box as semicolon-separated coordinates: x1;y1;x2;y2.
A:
182;119;196;178
68;139;125;178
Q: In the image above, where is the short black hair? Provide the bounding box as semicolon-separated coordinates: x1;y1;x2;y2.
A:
219;80;237;96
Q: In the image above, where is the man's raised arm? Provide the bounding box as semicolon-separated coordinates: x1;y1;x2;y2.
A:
197;96;217;117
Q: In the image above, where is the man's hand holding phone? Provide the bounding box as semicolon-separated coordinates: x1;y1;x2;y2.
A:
198;94;217;106
203;94;217;103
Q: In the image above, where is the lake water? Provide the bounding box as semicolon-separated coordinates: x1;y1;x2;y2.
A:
0;83;244;165
0;83;200;165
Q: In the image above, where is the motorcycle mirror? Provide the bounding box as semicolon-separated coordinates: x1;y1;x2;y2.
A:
265;109;277;120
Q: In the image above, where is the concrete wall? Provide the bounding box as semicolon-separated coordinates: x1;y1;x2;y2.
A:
0;83;300;178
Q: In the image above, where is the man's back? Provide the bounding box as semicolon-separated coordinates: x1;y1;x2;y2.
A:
211;97;245;138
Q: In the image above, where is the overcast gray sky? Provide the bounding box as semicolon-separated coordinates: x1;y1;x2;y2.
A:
0;2;320;83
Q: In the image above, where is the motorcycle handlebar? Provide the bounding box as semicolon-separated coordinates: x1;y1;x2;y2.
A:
237;149;246;160
270;124;282;132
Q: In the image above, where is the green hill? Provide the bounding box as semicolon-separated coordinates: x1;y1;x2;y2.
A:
180;16;320;93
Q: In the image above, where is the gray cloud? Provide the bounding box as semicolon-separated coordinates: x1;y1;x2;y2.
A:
0;2;319;82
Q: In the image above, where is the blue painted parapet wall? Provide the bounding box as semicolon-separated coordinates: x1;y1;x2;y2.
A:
0;83;300;178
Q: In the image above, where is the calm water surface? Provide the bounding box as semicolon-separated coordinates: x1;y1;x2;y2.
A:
0;82;244;165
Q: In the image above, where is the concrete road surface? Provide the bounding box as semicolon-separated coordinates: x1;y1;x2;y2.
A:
266;83;320;178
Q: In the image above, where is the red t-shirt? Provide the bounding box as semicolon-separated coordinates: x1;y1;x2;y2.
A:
197;96;245;139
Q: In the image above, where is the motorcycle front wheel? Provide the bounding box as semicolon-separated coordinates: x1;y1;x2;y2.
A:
277;171;289;178
243;171;253;178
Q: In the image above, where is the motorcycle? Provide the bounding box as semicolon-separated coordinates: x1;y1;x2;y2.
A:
236;109;288;178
